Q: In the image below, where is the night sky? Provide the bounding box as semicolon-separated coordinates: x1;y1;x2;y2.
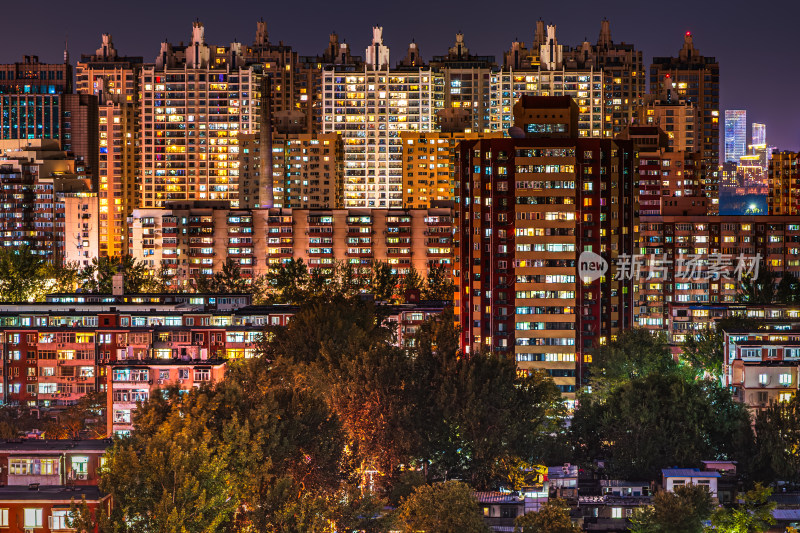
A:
2;0;798;151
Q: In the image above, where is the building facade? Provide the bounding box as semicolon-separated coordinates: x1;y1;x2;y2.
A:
321;27;444;208
455;124;637;399
138;22;265;207
724;329;800;412
651;33;720;213
400;131;503;209
0;140;91;264
724;110;746;164
127;204;454;286
76;34;142;257
636;216;800;329
768;151;799;215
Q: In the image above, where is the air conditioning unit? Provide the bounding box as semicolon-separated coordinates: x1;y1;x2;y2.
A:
177;379;183;384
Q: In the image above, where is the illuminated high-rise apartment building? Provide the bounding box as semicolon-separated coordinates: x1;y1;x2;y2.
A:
491;24;607;138
651;32;720;213
455;97;638;400
244;20;322;135
321;27;444;208
768;151;800;215
429;33;496;133
236;132;344;209
138;22;265;208
497;20;644;139
76;34;141;256
637;74;700;153
400;131;503;209
724;110;746;163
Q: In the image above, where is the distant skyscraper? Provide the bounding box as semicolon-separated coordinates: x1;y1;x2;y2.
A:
724;110;746;163
752;123;766;147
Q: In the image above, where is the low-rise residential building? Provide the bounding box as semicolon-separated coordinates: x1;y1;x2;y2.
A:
667;303;800;346
724;330;800;411
578;494;649;532
0;440;110;486
600;481;650;498
0;485;110;531
0;297;449;431
475;491;526;531
107;359;227;437
661;468;719;498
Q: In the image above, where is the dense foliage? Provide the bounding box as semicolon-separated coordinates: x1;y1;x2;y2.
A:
82;297;563;531
628;484;713;533
574;329;754;480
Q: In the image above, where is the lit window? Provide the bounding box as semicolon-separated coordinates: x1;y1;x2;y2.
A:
24;508;42;528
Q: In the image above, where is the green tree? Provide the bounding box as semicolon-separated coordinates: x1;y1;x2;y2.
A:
210;259;250;294
369;261;398;301
266;258;309;303
80;255;149;293
572;373;753;480
0;246;47;301
628;484;713;533
0;404;40;439
43;391;106;439
514;498;580;533
422;264;455;301
100;392;239;532
260;296;393;367
710;483;775;533
752;394;800;485
737;269;778;304
777;271;800;304
588;328;679;398
432;354;564;487
395;481;490;533
0;246;79;301
399;265;423;299
682;317;761;380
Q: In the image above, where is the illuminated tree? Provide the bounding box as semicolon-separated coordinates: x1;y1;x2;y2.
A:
515;498;581;533
628;484;713;533
395;481;489;533
710;484;775;533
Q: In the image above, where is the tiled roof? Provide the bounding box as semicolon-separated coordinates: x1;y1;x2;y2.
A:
474;491;523;504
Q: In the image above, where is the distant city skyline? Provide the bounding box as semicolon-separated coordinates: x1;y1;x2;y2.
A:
0;0;797;151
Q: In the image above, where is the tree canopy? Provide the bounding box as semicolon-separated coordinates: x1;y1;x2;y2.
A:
89;296;564;531
572;371;753;480
710;483;776;533
681;316;761;380
752;394;800;485
395;481;489;533
0;246;79;302
514;498;580;533
629;484;714;533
